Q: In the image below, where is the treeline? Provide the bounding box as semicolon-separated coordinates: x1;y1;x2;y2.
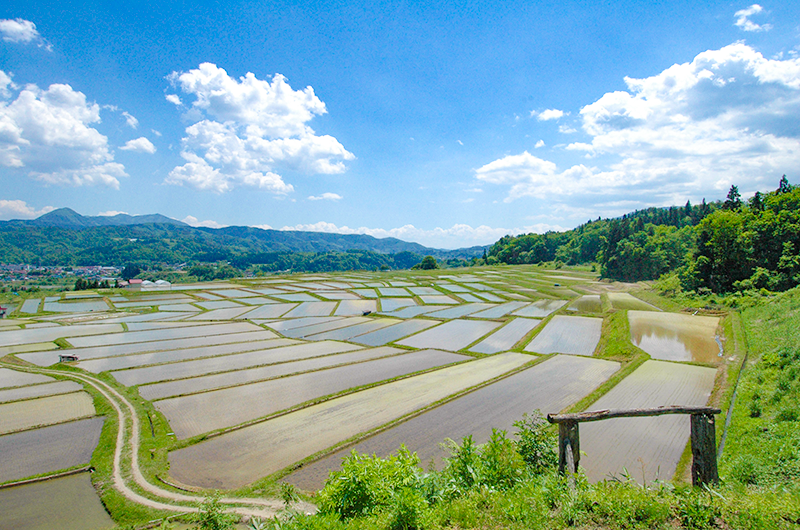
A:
488;176;799;293
187;250;436;279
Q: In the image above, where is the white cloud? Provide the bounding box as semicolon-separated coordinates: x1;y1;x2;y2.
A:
0;71;15;98
165;94;181;105
151;129;162;137
0;76;128;188
97;210;128;216
0;19;50;49
0;199;55;220
535;108;565;121
734;4;771;32
122;111;138;128
165;63;353;194
308;192;342;201
478;43;800;208
119;137;156;154
534;139;545;148
277;221;564;249
558;125;577;134
182;215;227;229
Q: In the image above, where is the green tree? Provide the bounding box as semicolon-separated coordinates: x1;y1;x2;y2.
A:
414;255;439;270
723;185;742;210
778;174;791;194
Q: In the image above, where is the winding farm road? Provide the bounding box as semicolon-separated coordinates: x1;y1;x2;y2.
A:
0;360;315;522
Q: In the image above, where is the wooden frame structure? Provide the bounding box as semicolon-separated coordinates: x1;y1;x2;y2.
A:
547;406;721;486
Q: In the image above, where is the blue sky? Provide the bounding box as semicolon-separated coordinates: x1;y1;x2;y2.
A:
1;1;799;248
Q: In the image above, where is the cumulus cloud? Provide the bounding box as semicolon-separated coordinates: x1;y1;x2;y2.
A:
0;19;50;49
734;4;771;32
308;192;342;201
165;63;354;194
165;94;181;106
0;199;55;220
535;139;545;148
478;43;800;208
119;137;156;154
97;210;129;216
182;215;227;229
277;221;564;249
534;108;565;121
0;75;128;188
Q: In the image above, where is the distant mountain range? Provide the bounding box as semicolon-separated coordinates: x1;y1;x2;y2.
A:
0;208;488;265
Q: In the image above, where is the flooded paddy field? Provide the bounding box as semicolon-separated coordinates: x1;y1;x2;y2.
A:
525;315;603;356
306;318;400;341
351;319;440;346
67;322;261;348
111;340;358;386
512;299;567;318
0;472;114;530
74;335;288;373
397;319;502;350
0;368;53;388
168;352;531;489
470;317;542;354
138;346;405;400
281;301;337;318
0;417;104;483
0;392;95;435
579;360;717;483
0;323;123;347
0;381;83;404
567;295;602;313
280;317;371;338
286;354;619;491
628;311;721;363
157;349;469;439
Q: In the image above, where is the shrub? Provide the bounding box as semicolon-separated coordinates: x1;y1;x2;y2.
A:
317;446;422;520
513;411;558;475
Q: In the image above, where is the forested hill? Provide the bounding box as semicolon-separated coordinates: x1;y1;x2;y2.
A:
488;176;800;294
0;209;485;265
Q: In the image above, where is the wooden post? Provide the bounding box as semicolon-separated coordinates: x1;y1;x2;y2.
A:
690;413;719;486
558;420;580;475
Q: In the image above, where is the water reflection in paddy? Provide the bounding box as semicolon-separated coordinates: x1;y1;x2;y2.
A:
628;310;721;363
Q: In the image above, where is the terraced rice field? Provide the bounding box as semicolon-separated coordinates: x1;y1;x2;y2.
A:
0;323;123;347
1;267;729;500
351;320;440;346
286;354;619;490
607;292;660;311
0;392;95;435
168;352;531;489
470;317;541;354
567;295;602;312
579;360;717;483
524;315;603;356
158;349;469;439
397;319;502;351
0;381;83;404
111;341;360;386
0;472;114;530
0;417;104;483
0;369;53;388
138;346;406;400
628;311;721;363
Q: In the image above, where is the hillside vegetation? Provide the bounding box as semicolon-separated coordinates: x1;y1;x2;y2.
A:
488;177;800;294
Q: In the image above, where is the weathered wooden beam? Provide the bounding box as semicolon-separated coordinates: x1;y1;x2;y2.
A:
547;406;721;424
691;413;719;486
557;420;580;475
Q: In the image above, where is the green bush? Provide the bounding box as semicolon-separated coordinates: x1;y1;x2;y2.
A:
317;446;422;520
513;412;558;475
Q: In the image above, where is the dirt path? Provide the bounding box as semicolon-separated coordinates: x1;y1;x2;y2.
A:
0;361;316;522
